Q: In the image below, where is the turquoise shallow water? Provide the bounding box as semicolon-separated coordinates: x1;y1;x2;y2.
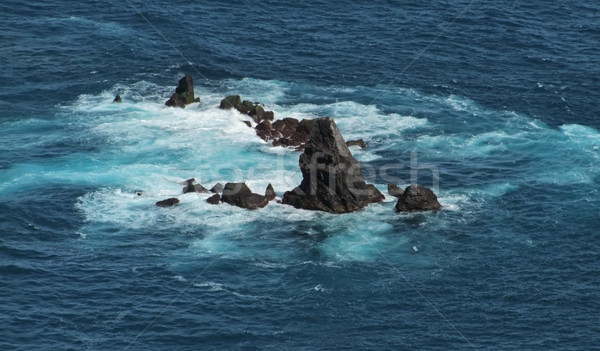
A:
1;1;599;350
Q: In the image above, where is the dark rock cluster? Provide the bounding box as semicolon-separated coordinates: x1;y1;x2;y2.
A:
219;95;274;124
155;81;441;214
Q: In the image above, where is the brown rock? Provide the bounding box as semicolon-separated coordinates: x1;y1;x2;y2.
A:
221;182;269;210
346;139;366;149
206;194;221;205
265;183;276;201
388;184;404;198
395;184;441;212
156;198;179;207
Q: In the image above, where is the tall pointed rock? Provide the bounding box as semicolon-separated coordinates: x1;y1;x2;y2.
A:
282;117;382;213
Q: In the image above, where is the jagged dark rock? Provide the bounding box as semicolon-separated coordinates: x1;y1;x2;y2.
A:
395;184;441;212
113;94;122;103
265;183;276;201
182;178;208;194
221;182;270;210
156;198;179;207
281;117;377;213
220;95;275;124
346;139;366;149
165;93;186;108
165;74;200;108
243;121;252;128
256;117;314;150
206;194;221;205
210;183;224;194
388;184;404;198
255;120;273;140
366;184;385;203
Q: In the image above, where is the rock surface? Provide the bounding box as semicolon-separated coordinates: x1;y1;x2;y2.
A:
206;194;221;205
156;198;180;207
182;178;208;193
210;183;224;194
346;139;366;149
165;74;200;107
256;117;314;150
394;184;441;212
220;94;274;124
219;95;243;110
265;183;276;201
282;117;380;213
388;184;404;198
113;94;122;103
221;182;271;210
366;184;385;203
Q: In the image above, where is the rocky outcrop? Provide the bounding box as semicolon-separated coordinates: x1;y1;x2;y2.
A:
221;182;272;210
395;184;441;212
265;183;276;201
255;117;314;150
156;198;179;207
346;139;366;149
282;117;382;213
113;94;122;103
165;74;200;108
206;194;221;205
388;184;404;198
210;183;224;194
219;95;274;123
182;178;208;194
219;95;243;110
366;184;385;203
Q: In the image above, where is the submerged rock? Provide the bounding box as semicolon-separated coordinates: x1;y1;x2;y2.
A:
395;184;441;212
282;117;378;213
165;74;200;108
346;139;366;149
221;182;270;210
156;198;179;207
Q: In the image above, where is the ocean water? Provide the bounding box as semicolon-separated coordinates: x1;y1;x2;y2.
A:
1;1;599;350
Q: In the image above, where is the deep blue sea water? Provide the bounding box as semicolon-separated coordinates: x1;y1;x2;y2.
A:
1;1;599;350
